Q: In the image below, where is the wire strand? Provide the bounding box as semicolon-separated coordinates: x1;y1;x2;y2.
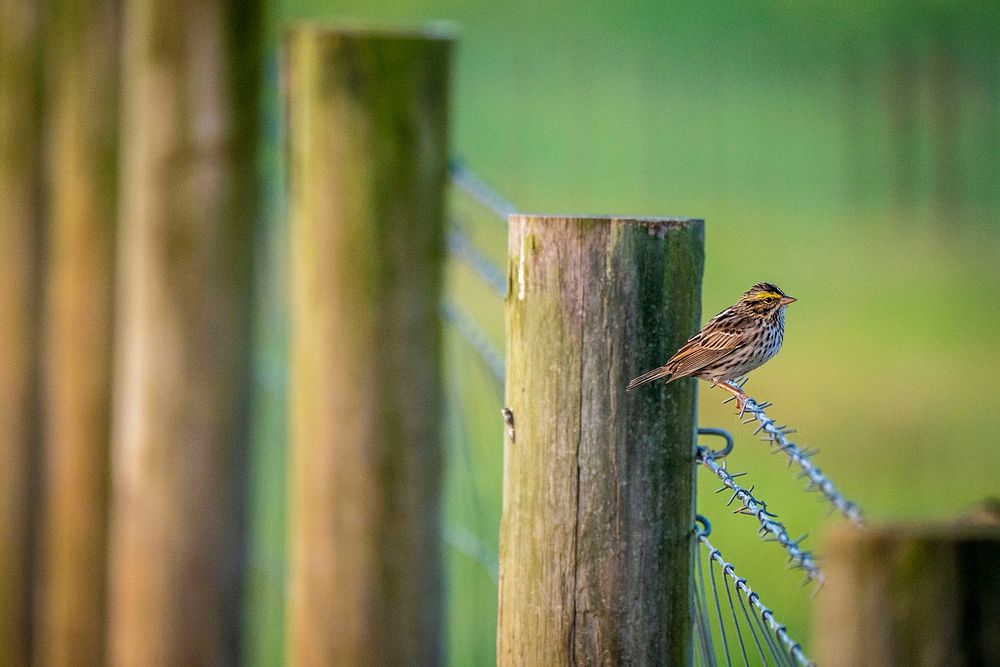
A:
709;553;734;667
723;568;751;666
695;519;816;667
725;391;865;527
448;158;518;221
447;226;507;297
441;301;504;385
697;448;824;585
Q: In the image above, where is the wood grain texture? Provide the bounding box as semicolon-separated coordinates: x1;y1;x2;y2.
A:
36;1;119;664
285;25;452;666
817;523;1000;667
499;215;704;666
107;1;260;664
0;2;43;663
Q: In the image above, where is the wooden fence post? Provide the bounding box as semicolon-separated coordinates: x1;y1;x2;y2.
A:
0;2;43;664
499;215;704;665
107;1;260;664
36;1;119;663
285;25;452;666
817;523;1000;665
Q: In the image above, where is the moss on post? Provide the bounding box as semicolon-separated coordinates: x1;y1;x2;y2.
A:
35;1;119;663
499;215;704;665
107;1;260;664
284;25;452;666
0;1;43;663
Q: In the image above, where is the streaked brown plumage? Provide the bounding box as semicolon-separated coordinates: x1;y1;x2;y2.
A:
626;282;796;405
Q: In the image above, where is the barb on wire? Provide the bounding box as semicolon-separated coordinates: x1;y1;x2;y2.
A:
696;443;824;586
447;227;507;297
448;158;518;221
721;387;865;527
441;301;505;384
694;516;816;667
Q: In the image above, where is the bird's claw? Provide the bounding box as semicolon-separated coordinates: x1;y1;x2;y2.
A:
715;380;750;414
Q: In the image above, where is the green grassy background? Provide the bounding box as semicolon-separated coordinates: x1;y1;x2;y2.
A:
246;1;1000;664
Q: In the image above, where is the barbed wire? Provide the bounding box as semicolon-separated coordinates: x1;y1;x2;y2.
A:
696;436;824;586
447;226;507;297
441;301;505;384
448;158;518;221
695;516;816;667
444;522;500;583
723;386;865;527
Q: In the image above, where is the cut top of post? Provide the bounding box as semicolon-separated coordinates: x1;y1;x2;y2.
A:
509;214;703;230
506;215;704;301
285;21;458;43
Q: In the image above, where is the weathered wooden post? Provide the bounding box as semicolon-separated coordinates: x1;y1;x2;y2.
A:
0;2;43;664
285;25;452;665
36;1;119;663
107;1;260;664
499;215;704;664
817;522;1000;666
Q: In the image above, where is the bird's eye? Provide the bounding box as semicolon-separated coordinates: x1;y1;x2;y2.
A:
764;297;774;304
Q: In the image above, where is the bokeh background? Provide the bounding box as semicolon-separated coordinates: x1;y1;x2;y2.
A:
248;0;1000;663
3;0;998;664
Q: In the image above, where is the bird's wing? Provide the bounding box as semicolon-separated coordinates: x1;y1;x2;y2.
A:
663;328;745;380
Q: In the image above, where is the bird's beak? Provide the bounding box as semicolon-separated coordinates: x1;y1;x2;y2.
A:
779;295;797;306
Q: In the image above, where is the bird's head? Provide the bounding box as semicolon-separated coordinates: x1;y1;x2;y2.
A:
737;282;796;318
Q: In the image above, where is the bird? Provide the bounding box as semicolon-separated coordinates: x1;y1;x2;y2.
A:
626;282;796;407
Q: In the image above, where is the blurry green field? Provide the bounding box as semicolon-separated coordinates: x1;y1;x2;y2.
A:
248;1;1000;664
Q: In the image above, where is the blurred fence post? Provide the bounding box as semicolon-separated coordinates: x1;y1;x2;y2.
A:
498;215;704;664
817;523;1000;665
35;1;119;663
285;25;452;665
107;1;260;664
0;2;43;664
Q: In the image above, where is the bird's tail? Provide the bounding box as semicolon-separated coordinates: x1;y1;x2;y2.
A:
626;365;674;391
